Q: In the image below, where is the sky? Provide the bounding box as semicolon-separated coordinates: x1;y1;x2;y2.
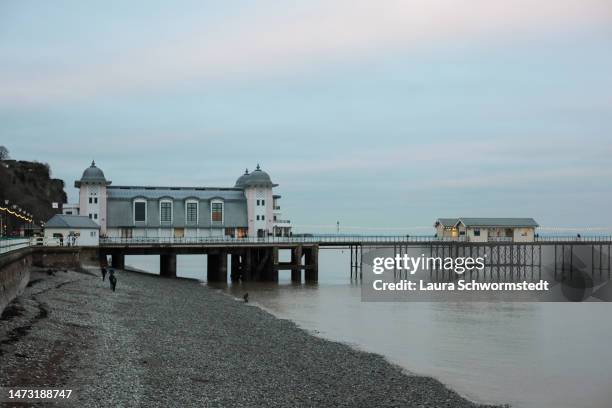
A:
1;0;611;233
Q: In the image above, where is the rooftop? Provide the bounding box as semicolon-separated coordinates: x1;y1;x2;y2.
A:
435;218;460;227
107;186;246;201
234;164;278;188
75;160;111;187
457;218;539;228
45;214;100;229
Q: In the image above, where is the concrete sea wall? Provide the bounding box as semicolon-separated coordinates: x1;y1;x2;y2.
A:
0;248;32;315
0;247;100;315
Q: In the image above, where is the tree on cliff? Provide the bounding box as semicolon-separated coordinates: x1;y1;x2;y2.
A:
0;146;9;160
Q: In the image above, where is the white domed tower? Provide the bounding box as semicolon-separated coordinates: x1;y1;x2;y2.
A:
75;161;111;234
235;164;277;238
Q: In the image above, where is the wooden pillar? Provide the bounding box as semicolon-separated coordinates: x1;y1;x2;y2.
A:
291;245;302;282
111;252;125;269
159;253;177;278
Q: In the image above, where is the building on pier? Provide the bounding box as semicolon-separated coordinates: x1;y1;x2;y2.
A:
435;217;538;242
66;161;291;239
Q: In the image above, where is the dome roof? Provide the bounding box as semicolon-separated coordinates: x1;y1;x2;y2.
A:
75;161;110;187
234;169;250;188
235;164;277;188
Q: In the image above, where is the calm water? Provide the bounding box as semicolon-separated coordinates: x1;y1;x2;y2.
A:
125;250;612;408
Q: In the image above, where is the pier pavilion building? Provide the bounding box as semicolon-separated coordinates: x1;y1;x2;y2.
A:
71;161;291;239
435;218;538;242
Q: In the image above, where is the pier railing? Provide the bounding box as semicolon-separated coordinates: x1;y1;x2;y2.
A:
535;235;612;242
100;235;437;245
99;235;612;246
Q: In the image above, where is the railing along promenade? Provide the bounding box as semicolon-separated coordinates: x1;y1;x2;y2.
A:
0;237;31;255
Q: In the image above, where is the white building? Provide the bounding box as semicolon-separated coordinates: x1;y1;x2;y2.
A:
66;161;291;239
62;203;80;215
434;218;539;242
44;214;100;246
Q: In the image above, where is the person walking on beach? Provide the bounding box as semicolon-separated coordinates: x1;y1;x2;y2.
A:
109;273;117;292
108;268;117;292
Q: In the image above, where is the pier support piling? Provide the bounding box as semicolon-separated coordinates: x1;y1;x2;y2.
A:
159;253;177;278
207;251;228;283
111;253;125;270
291;246;303;282
304;245;319;283
230;253;241;282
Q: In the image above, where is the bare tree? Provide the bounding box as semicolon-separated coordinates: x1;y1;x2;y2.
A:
0;146;9;160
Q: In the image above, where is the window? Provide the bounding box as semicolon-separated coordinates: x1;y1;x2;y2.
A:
256;200;260;206
261;199;265;206
211;200;223;223
186;201;198;224
94;197;98;204
261;215;265;220
134;201;146;223
90;231;96;237
88;197;92;204
474;228;480;237
160;200;173;223
256;215;260;220
94;213;98;220
88;213;92;219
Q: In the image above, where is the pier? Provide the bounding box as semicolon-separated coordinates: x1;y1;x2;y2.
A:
95;235;612;283
345;236;612;283
99;238;320;283
3;235;611;285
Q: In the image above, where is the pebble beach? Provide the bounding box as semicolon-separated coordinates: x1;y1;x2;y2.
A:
0;268;501;407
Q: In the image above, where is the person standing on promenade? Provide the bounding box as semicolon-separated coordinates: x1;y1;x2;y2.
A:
101;267;107;281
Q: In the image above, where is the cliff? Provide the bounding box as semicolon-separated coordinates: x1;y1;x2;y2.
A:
0;159;67;232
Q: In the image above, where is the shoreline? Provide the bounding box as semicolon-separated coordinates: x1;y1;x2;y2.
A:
218;289;496;407
0;267;503;407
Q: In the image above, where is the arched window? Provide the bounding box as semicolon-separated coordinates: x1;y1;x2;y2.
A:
160;199;173;224
185;199;198;224
210;199;224;223
133;199;147;223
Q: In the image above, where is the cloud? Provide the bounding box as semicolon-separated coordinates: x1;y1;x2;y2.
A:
1;0;610;107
